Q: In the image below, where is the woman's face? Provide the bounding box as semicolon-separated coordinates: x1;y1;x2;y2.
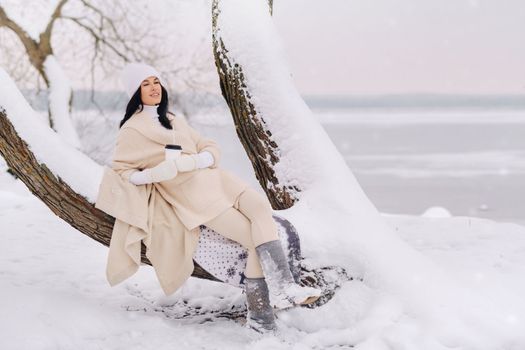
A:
140;76;162;106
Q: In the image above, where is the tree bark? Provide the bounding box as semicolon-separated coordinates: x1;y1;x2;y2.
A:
0;106;218;282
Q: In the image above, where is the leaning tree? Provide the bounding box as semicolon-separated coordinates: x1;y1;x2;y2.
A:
0;0;352;309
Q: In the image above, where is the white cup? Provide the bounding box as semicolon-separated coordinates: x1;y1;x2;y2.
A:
165;144;182;160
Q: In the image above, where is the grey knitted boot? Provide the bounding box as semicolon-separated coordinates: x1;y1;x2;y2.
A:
255;240;322;309
244;277;276;333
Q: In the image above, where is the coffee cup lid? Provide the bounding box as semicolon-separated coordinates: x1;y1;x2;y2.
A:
165;144;182;150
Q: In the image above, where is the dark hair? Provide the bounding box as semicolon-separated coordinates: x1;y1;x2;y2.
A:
119;84;173;129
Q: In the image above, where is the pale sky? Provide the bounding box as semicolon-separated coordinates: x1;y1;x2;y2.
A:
273;0;525;95
1;0;524;96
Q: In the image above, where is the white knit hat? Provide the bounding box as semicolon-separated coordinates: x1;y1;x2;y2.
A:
120;62;166;98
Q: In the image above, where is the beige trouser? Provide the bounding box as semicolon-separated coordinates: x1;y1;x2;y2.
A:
202;187;279;278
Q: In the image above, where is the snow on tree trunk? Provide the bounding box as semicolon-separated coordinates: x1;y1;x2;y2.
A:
43;55;82;149
212;1;291;209
211;0;518;346
0;67;222;283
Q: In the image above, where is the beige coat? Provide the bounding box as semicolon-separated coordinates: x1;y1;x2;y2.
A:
95;110;249;295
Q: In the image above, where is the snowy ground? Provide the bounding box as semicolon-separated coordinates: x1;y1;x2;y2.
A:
1;157;525;349
1;108;525;349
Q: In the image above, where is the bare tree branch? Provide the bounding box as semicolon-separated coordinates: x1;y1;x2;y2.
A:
41;0;70;44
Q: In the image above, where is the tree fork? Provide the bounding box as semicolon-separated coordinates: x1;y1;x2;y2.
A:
0;0;348;309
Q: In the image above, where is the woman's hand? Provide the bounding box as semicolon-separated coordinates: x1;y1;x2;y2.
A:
175;154;198;172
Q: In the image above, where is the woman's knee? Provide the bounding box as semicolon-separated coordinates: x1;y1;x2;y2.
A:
238;188;273;215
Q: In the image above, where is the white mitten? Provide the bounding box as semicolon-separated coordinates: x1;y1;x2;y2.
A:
175;154;198;172
148;159;178;182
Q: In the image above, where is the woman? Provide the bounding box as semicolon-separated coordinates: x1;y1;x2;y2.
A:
110;62;321;332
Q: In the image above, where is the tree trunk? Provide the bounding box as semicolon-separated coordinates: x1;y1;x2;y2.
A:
0;106;218;282
210;0;351;306
211;0;299;211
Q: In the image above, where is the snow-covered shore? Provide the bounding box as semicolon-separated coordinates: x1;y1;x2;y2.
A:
1;157;524;349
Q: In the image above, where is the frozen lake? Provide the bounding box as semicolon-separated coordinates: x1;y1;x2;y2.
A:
320;109;525;225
